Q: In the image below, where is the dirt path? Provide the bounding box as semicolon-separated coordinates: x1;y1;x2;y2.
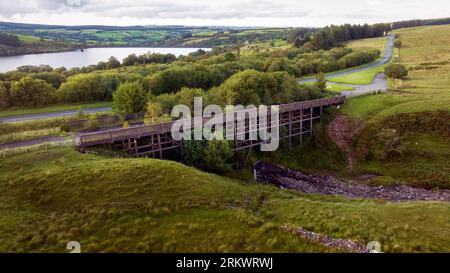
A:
254;162;450;202
328;114;364;169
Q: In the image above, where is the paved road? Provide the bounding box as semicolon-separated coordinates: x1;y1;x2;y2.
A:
298;35;394;84
0;106;112;123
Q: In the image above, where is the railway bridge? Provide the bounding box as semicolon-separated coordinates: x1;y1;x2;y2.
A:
75;96;345;167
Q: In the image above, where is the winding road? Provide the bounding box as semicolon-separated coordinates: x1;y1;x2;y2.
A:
0;35;394;124
298;35;394;84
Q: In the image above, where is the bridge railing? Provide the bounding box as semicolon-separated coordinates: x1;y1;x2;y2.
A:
79;96;345;147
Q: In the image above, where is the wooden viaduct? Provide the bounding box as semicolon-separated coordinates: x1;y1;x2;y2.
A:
75;96;345;167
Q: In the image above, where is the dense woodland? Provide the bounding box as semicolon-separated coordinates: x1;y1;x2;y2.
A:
0;42;380;112
5;17;448;113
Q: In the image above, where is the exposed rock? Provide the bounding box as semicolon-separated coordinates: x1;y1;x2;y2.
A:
328;114;364;169
254;161;450;202
282;225;370;253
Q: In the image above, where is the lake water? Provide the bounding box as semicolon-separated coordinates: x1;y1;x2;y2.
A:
0;47;210;73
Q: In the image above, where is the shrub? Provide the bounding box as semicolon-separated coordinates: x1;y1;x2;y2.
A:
57;73;122;103
315;72;327;92
9;76;56;107
202;140;233;174
356;126;406;161
85;116;100;130
384;64;408;79
112;82;147;115
144;102;163;125
0;82;10;110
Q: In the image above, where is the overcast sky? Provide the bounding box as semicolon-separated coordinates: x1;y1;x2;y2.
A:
0;0;448;27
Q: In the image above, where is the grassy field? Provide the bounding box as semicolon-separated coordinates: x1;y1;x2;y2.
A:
0;102;112;119
339;25;450;190
304;82;355;92
0;127;65;145
345;36;388;55
326;36;390;84
0;146;448;253
328;64;386;85
341;25;450;121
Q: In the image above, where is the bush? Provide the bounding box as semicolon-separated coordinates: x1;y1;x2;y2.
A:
202;140;233;174
384;64;408;79
144;102;163;125
112;82;148;115
356;126;406;161
0;82;10;110
57;73;121;103
85;116;100;130
209;69;309;106
9;76;56;107
315;72;327;92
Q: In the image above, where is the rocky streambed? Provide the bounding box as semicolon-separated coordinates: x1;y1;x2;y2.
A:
253;161;450;202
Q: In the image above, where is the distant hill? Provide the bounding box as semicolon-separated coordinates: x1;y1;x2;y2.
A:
0;21;289;49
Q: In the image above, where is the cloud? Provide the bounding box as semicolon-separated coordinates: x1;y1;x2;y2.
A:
0;0;449;27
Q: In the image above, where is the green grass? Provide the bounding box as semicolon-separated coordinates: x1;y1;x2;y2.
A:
299;35;391;84
327;64;386;85
15;34;42;43
326;84;355;92
0;102;112;119
0;146;448;253
0;128;65;145
346;36;388;56
338;25;450;192
303;83;355;93
341;25;450;120
352;134;450;189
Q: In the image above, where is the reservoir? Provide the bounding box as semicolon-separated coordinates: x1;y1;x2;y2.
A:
0;47;210;72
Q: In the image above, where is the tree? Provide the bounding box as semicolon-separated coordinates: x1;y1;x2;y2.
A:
315;72;327;92
176;88;204;110
57;73;122;103
0;82;10;110
0;33;20;46
123;54;139;66
385;64;408;79
224;52;237;62
112;82;147;115
144;102;164;124
209;69;305;106
371;129;406;161
31;72;67;89
106;56;121;69
85;116;100;130
9;76;56;106
202;140;233;174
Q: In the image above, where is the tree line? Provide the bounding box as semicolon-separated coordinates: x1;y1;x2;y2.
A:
289;17;450;51
289;23;391;50
0;33;21;47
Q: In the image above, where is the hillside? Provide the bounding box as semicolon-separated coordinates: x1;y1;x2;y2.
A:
0;147;449;253
0;21;289;49
338;25;450;189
